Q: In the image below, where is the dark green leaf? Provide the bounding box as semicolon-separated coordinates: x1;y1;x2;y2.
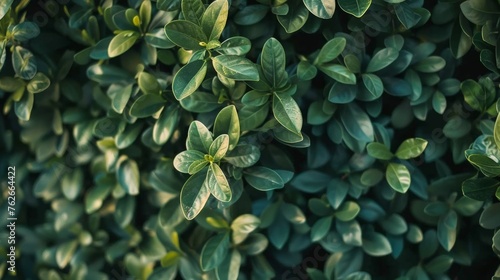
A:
117;157;140;195
129;94;166;118
261;38;287;88
315;37;346;65
319;64;357;84
201;232;230;271
366;48;399;73
173;60;208;100
181;169;210;220
244;166;284;191
164;20;207;50
462;177;500;201
337;0;371;17
362;232;392;256
303;0;336;19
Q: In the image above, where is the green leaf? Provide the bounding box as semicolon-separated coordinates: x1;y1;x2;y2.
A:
164;20;207;50
462;177;500;201
181;169;210;220
366;48;399;73
395;138;428;160
319;64;357;84
413;56;446;73
217;36;251;56
206;163;231;202
216;249;241;280
214;105;240;151
362;232;392;257
117;157;140;195
479;203;500;229
313;37;347;65
231;214;261;244
386;163;411;193
340;103;374;142
328;82;356;104
201;232;230;271
297;61;318;80
432;91;447;114
244;166;284;191
12;46;37;80
443;117;471;139
367;142;393;160
311;216;333;242
187;121;213;153
424;255;454;275
261;38;287;88
336;201;360;221
380;214;408;235
337;0;371;17
129;94;166;118
212;55;259;81
224;144;261;168
437;210;457;251
467;154;500;177
277;1;309;33
173;60;208;100
87;64;132;85
281;203;306;224
201;0;228;41
11;22;40;42
138;72;161;95
14;91;33;121
327;179;349;209
462;79;495;112
272;93;303;135
153;105;180;145
188;159;209;175
173;150;205;173
56;241;79;268
209;134;230;161
108;31;140;58
359;74;383;101
303;0;336;19
233;4;269;25
494;113;500;151
394;2;421;29
0;0;13;20
182;0;205;24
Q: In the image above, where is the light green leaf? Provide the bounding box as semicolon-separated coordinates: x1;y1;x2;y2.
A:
207;163;231;202
201;0;228;41
212;55;259;81
213;105;240;151
303;0;336;19
173;150;205;173
209;134;230;161
386;163;411;193
395;138;428;160
108;31;140;58
413;56;446;73
186;120;213;153
117;157;140;195
272;93;303;135
231;214;261;244
0;0;13;20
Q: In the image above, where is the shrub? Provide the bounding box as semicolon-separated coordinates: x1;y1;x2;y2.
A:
1;0;500;279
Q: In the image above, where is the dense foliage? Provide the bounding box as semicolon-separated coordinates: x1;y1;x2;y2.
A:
1;0;500;279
